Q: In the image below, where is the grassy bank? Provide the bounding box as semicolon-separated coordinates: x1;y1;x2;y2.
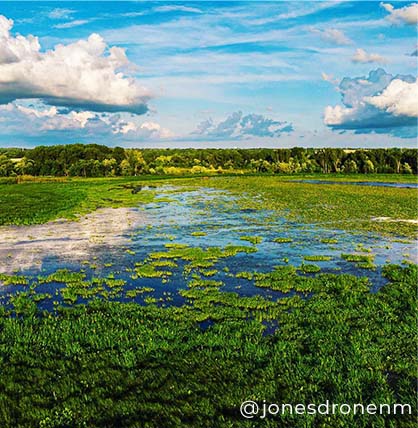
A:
205;176;418;238
0;178;157;225
1;175;416;237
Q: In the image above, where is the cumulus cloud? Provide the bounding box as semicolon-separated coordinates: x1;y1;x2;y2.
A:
310;27;352;45
16;104;58;118
193;111;293;140
365;78;418;117
324;68;417;137
41;112;97;131
351;48;387;64
0;15;151;113
0;101;173;140
380;2;418;25
109;116;174;138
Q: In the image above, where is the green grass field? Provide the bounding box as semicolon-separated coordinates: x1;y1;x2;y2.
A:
1;174;416;237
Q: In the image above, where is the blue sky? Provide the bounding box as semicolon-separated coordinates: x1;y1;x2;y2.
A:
0;1;416;148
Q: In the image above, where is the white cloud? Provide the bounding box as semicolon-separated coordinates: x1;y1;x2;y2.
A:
365;78;418;117
0;15;151;114
193;111;293;140
248;2;341;26
47;8;74;19
0;101;173;140
54;20;90;29
111;118;174;138
380;2;418;25
310;27;352;45
17;105;58;118
41;111;96;131
321;72;339;85
0;16;40;63
351;48;387;64
324;69;417;137
154;5;202;14
324;104;353;126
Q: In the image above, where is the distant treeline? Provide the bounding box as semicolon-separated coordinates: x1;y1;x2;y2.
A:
0;144;416;177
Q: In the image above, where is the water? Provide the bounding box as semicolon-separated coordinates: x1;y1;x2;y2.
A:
289;180;418;189
0;186;416;308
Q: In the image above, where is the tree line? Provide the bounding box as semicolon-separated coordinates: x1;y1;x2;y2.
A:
0;144;416;177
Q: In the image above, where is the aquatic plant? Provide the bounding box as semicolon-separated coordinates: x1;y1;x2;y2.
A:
0;265;414;427
320;238;338;244
188;279;224;288
239;235;263;244
0;273;29;285
299;263;321;273
38;269;86;284
126;287;154;298
191;231;207;237
303;255;332;261
273;237;293;243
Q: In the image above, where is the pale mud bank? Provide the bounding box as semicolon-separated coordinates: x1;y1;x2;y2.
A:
371;216;418;225
0;207;148;274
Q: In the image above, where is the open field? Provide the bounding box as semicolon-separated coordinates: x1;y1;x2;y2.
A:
0;175;416;427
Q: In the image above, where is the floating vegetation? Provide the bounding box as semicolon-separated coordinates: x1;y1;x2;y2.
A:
393;238;412;244
164;243;189;249
38;269;86;284
148;244;257;275
133;263;172;279
357;262;377;270
199;269;218;277
299;263;321;273
253;265;298;292
341;253;375;263
320;238;338;244
239;235;263;244
150;260;178;268
126;287;154;298
273;237;293;243
236;271;254;280
303;255;332;261
188;279;224;288
0;273;29;285
191;231;207;237
341;253;376;270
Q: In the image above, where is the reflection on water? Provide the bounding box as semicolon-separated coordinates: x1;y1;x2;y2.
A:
0;186;416;305
0;207;149;274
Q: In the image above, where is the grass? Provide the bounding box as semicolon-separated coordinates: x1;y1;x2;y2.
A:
1;175;416;238
203;176;418;238
0;177;157;225
0;264;415;427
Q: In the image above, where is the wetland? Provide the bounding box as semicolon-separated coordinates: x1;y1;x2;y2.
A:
0;175;416;428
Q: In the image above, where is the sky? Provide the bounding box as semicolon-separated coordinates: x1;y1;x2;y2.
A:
0;1;417;148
